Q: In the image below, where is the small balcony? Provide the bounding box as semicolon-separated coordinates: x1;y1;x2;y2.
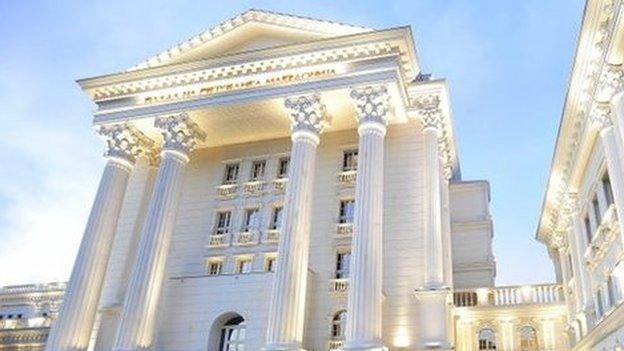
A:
216;183;238;198
336;222;354;237
329;278;349;295
233;230;260;246
207;232;230;248
244;181;265;196
273;178;288;193
329;339;345;350
337;170;357;186
453;284;564;307
264;228;280;243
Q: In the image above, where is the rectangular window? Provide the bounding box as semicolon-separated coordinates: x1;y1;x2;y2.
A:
270;206;283;230
250;160;266;181
607;275;619;308
584;215;593;244
596;289;605;318
339;199;355;224
342;150;358;172
603;172;615;207
277;157;290;179
592;195;602;226
243;208;261;232
235;257;253;274
265;256;277;272
567;254;574;278
223;163;240;184
207;261;222;276
215;211;232;235
335;251;351;279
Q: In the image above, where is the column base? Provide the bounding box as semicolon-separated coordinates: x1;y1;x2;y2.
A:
341;340;387;351
260;343;306;351
413;341;452;350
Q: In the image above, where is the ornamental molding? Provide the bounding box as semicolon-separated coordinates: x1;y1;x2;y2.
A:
98;123;154;164
155;113;207;155
283;93;330;134
596;64;624;101
350;85;390;126
589;101;613;129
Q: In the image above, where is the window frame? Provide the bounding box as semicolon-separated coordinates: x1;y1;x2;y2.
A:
223;163;240;185
342;150;358;172
250;160;267;181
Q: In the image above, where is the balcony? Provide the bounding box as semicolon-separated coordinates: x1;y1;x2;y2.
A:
207;233;230;248
453;284;564;307
216;183;238;198
329;278;349;295
233;230;260;246
329;339;345;350
244;181;265;196
337;170;357;186
273;178;288;192
264;228;280;243
336;222;354;237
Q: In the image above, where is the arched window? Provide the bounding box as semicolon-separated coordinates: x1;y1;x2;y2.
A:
331;310;347;340
478;328;496;350
219;315;246;351
519;325;538;350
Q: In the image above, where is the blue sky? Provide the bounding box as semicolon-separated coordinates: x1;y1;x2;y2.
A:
0;0;584;286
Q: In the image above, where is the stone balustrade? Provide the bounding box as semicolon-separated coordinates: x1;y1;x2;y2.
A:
337;170;357;186
453;284;564;307
264;229;280;243
273;178;288;192
207;233;230;248
244;181;265;195
0;282;66;295
329;278;350;294
233;230;260;246
336;223;354;236
216;183;238;197
329;339;345;350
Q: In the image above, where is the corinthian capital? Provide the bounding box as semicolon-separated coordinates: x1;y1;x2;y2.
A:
350;85;390;126
155;113;206;156
590;102;613;130
284;93;329;135
414;94;443;132
98;123;154;165
597;64;624;101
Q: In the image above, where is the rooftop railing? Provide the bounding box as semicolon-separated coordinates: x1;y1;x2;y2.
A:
454;284;564;307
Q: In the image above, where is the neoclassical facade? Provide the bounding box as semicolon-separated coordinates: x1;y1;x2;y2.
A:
33;7;619;351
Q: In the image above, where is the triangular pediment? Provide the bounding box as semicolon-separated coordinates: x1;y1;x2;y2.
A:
130;9;371;71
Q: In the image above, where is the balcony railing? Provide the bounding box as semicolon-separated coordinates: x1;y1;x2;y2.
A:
453;284;564;307
0;326;50;345
336;222;354;237
0;282;66;295
233;230;259;246
337;170;357;186
264;229;280;243
244;181;265;195
207;233;230;248
329;339;345;350
329;278;349;294
273;178;288;192
0;317;53;330
216;183;238;197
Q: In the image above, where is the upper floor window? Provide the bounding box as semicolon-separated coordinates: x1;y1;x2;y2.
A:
567;254;574;279
277;157;290;179
215;211;232;235
339;199;355;224
242;208;261;232
331;310;347;340
583;215;592;244
603;172;615;207
223;163;240;184
335;251;351;279
519;325;538;351
596;289;605;318
250;160;266;181
207;260;223;276
592;195;601;226
478;328;496;350
342;150;358;172
265;255;277;272
607;275;621;309
270;206;283;230
235;257;253;274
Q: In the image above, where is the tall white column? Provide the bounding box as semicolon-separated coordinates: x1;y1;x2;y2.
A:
413;94;451;350
342;86;389;351
263;94;328;351
112;113;205;351
45;124;152;351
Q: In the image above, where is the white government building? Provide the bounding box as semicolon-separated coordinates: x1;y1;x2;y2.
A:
1;1;617;351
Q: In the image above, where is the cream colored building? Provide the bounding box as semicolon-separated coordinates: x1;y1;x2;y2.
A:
34;5;624;351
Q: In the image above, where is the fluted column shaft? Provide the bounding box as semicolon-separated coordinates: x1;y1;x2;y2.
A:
343;86;389;351
113;114;204;351
45;124;151;351
423;126;444;288
570;214;595;327
600;124;624;242
263;94;327;351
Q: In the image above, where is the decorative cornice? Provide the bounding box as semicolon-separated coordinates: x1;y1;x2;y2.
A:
283;93;329;135
155;113;206;156
596;64;624;101
589;101;613;129
98;123;154;165
350;85;390;126
413;94;443;131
